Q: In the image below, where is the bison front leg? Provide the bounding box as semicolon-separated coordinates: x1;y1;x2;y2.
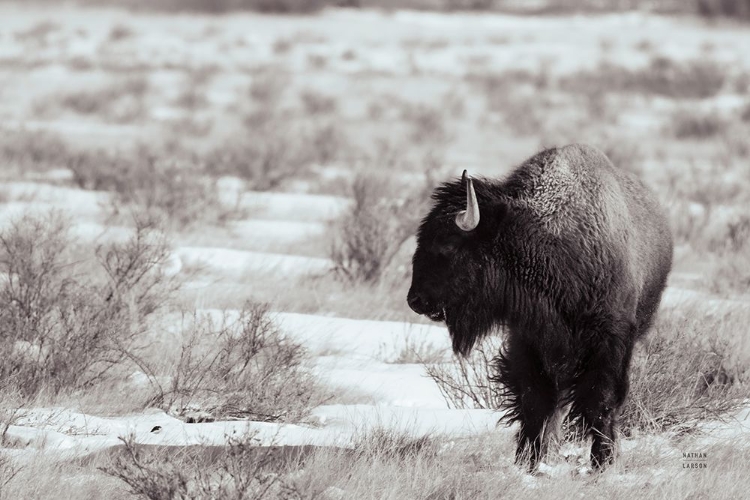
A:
540;393;571;459
573;333;634;471
495;340;557;472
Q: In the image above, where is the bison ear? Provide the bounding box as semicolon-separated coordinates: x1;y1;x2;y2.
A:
479;200;509;235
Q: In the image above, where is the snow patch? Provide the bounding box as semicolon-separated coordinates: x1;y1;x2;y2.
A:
175;247;333;277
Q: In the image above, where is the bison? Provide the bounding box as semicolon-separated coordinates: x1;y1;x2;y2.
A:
407;144;673;471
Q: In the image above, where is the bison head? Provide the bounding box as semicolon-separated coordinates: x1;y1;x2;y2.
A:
407;170;503;357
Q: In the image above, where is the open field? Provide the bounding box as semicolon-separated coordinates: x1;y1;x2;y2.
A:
0;2;749;499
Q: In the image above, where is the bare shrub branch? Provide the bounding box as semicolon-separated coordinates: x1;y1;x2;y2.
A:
146;302;322;422
424;337;504;410
331;171;434;284
100;432;300;500
621;305;750;434
426;305;750;437
0;210;175;398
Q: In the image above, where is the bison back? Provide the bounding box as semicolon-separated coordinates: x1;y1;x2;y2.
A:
510;144;672;334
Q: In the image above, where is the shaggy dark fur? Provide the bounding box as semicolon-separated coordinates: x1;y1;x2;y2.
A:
407;144;673;471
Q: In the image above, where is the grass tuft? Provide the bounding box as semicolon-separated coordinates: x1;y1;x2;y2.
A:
670;108;728;139
622;304;750;434
0;210;175;399
101;432;300;500
330;172;431;284
141;302;324;423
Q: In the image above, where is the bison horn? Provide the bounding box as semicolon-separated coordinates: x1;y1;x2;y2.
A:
456;170;479;231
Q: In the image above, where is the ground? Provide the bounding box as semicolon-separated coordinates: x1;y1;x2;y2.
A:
0;3;749;499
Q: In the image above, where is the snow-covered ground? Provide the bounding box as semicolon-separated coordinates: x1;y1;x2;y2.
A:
5;404;501;463
0;5;749;497
5;300;749;466
1;154;748;466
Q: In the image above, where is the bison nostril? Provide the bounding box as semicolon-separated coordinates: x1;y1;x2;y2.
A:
407;292;425;313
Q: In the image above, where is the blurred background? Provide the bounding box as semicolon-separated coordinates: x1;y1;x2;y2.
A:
0;0;748;316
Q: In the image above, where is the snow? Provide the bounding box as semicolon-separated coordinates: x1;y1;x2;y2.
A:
0;119;143;138
661;287;750;312
1;307;497;461
311;404;499;438
5;409;345;459
315;357;449;407
274;312;450;360
0;201;101;227
241;191;350;222
175;246;333;276
69;222;134;242
0;182;108;219
5;405;501;462
230;219;327;247
696;405;750;441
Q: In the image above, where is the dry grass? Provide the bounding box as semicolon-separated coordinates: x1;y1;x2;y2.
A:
139;302;325;422
101;432;300;500
58;77;149;123
0;211;174;400
382;332;446;364
330;171;433;284
669;108;729;139
278;428;749;499
560;56;727;100
2;426;749;499
622;304;750;434
425;337;504;410
0;459;127;500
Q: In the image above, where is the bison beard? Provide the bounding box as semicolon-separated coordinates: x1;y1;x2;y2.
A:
445;301;491;358
407;144;673;472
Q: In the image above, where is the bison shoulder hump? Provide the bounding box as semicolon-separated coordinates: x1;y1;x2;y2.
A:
513;144;617;225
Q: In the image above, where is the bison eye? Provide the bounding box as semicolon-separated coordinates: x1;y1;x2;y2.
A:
434;242;458;257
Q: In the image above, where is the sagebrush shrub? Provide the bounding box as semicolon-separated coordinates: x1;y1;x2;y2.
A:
331;172;432;283
621;305;749;434
204;134;308;191
425;305;749;435
351;427;438;462
146;302;321;422
560;57;726;100
697;0;750;18
0;130;69;173
670;108;728;139
90;0;326;13
425;337;504;410
60;77;149;122
102;432;298;500
69;145;226;228
0;211;174;397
